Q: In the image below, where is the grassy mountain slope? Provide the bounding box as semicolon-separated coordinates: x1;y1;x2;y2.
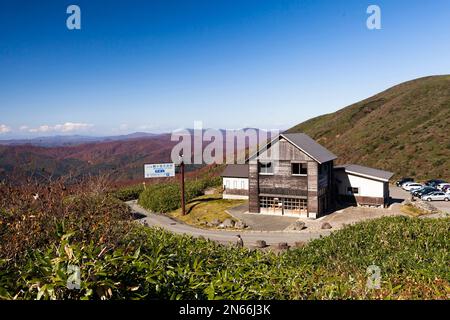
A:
287;75;450;180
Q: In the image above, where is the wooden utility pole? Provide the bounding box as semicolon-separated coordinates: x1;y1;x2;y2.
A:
180;157;186;216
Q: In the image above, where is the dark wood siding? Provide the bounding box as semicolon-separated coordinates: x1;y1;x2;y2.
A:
316;161;335;217
248;162;260;213
258;160;308;195
307;161;318;215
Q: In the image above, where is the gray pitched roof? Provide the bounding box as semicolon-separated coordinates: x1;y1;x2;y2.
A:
280;133;337;164
221;164;249;178
335;164;394;181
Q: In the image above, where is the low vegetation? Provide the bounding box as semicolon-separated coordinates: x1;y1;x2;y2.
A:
0;179;448;300
168;194;244;228
111;183;145;202
138;176;221;213
400;203;430;217
0;180;132;262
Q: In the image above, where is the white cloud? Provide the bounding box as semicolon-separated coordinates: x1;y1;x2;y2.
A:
29;125;51;133
137;124;157;131
54;122;93;132
28;122;93;134
19;125;29;131
119;124;129;131
0;124;11;134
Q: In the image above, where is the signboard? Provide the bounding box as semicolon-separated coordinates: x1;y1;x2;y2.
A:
144;163;175;178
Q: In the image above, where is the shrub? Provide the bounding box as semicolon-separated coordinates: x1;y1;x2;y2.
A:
138;177;221;213
139;183;181;213
1;217;449;300
0;180;133;262
203;176;222;188
111;184;145;201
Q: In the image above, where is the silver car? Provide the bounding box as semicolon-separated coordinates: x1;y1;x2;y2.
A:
421;192;450;202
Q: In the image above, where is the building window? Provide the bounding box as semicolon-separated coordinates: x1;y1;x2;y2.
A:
241;180;245;189
260;196;276;209
233;180;237;189
259;162;273;174
283;198;307;212
260;197;307;214
292;163;307;175
347;187;359;195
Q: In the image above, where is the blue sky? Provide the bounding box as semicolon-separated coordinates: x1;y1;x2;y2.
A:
1;0;449;138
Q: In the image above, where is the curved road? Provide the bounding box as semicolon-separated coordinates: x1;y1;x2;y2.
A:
127;201;332;247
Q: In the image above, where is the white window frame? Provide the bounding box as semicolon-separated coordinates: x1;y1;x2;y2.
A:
259;162;274;175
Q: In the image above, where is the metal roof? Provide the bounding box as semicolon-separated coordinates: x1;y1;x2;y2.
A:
280;133;337;164
334;164;394;182
221;164;249;178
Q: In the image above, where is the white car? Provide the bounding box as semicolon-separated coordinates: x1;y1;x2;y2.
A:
401;181;416;188
422;192;450;202
436;183;450;190
403;183;423;191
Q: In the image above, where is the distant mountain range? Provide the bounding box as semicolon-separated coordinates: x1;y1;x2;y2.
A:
0;128;268;183
0;132;161;147
0;133;176;182
287;75;450;180
0;128;266;147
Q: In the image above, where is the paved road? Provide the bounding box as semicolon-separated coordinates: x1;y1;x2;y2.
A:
127;201;332;247
227;204;298;231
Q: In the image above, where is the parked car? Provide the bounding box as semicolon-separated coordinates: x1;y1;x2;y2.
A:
421;192;450;202
425;179;447;188
396;177;414;187
403;183;423;191
436;183;450;190
413;187;438;197
402;181;418;189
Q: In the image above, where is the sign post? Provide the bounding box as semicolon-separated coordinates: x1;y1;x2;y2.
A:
143;161;185;216
144;163;175;178
179;158;186;216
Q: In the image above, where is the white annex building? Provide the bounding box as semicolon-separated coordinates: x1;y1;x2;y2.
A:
221;164;249;200
334;164;393;208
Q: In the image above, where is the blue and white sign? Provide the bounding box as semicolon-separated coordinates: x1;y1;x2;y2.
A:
144;163;175;178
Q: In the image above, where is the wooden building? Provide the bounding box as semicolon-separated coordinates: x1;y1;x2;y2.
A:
247;133;337;218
